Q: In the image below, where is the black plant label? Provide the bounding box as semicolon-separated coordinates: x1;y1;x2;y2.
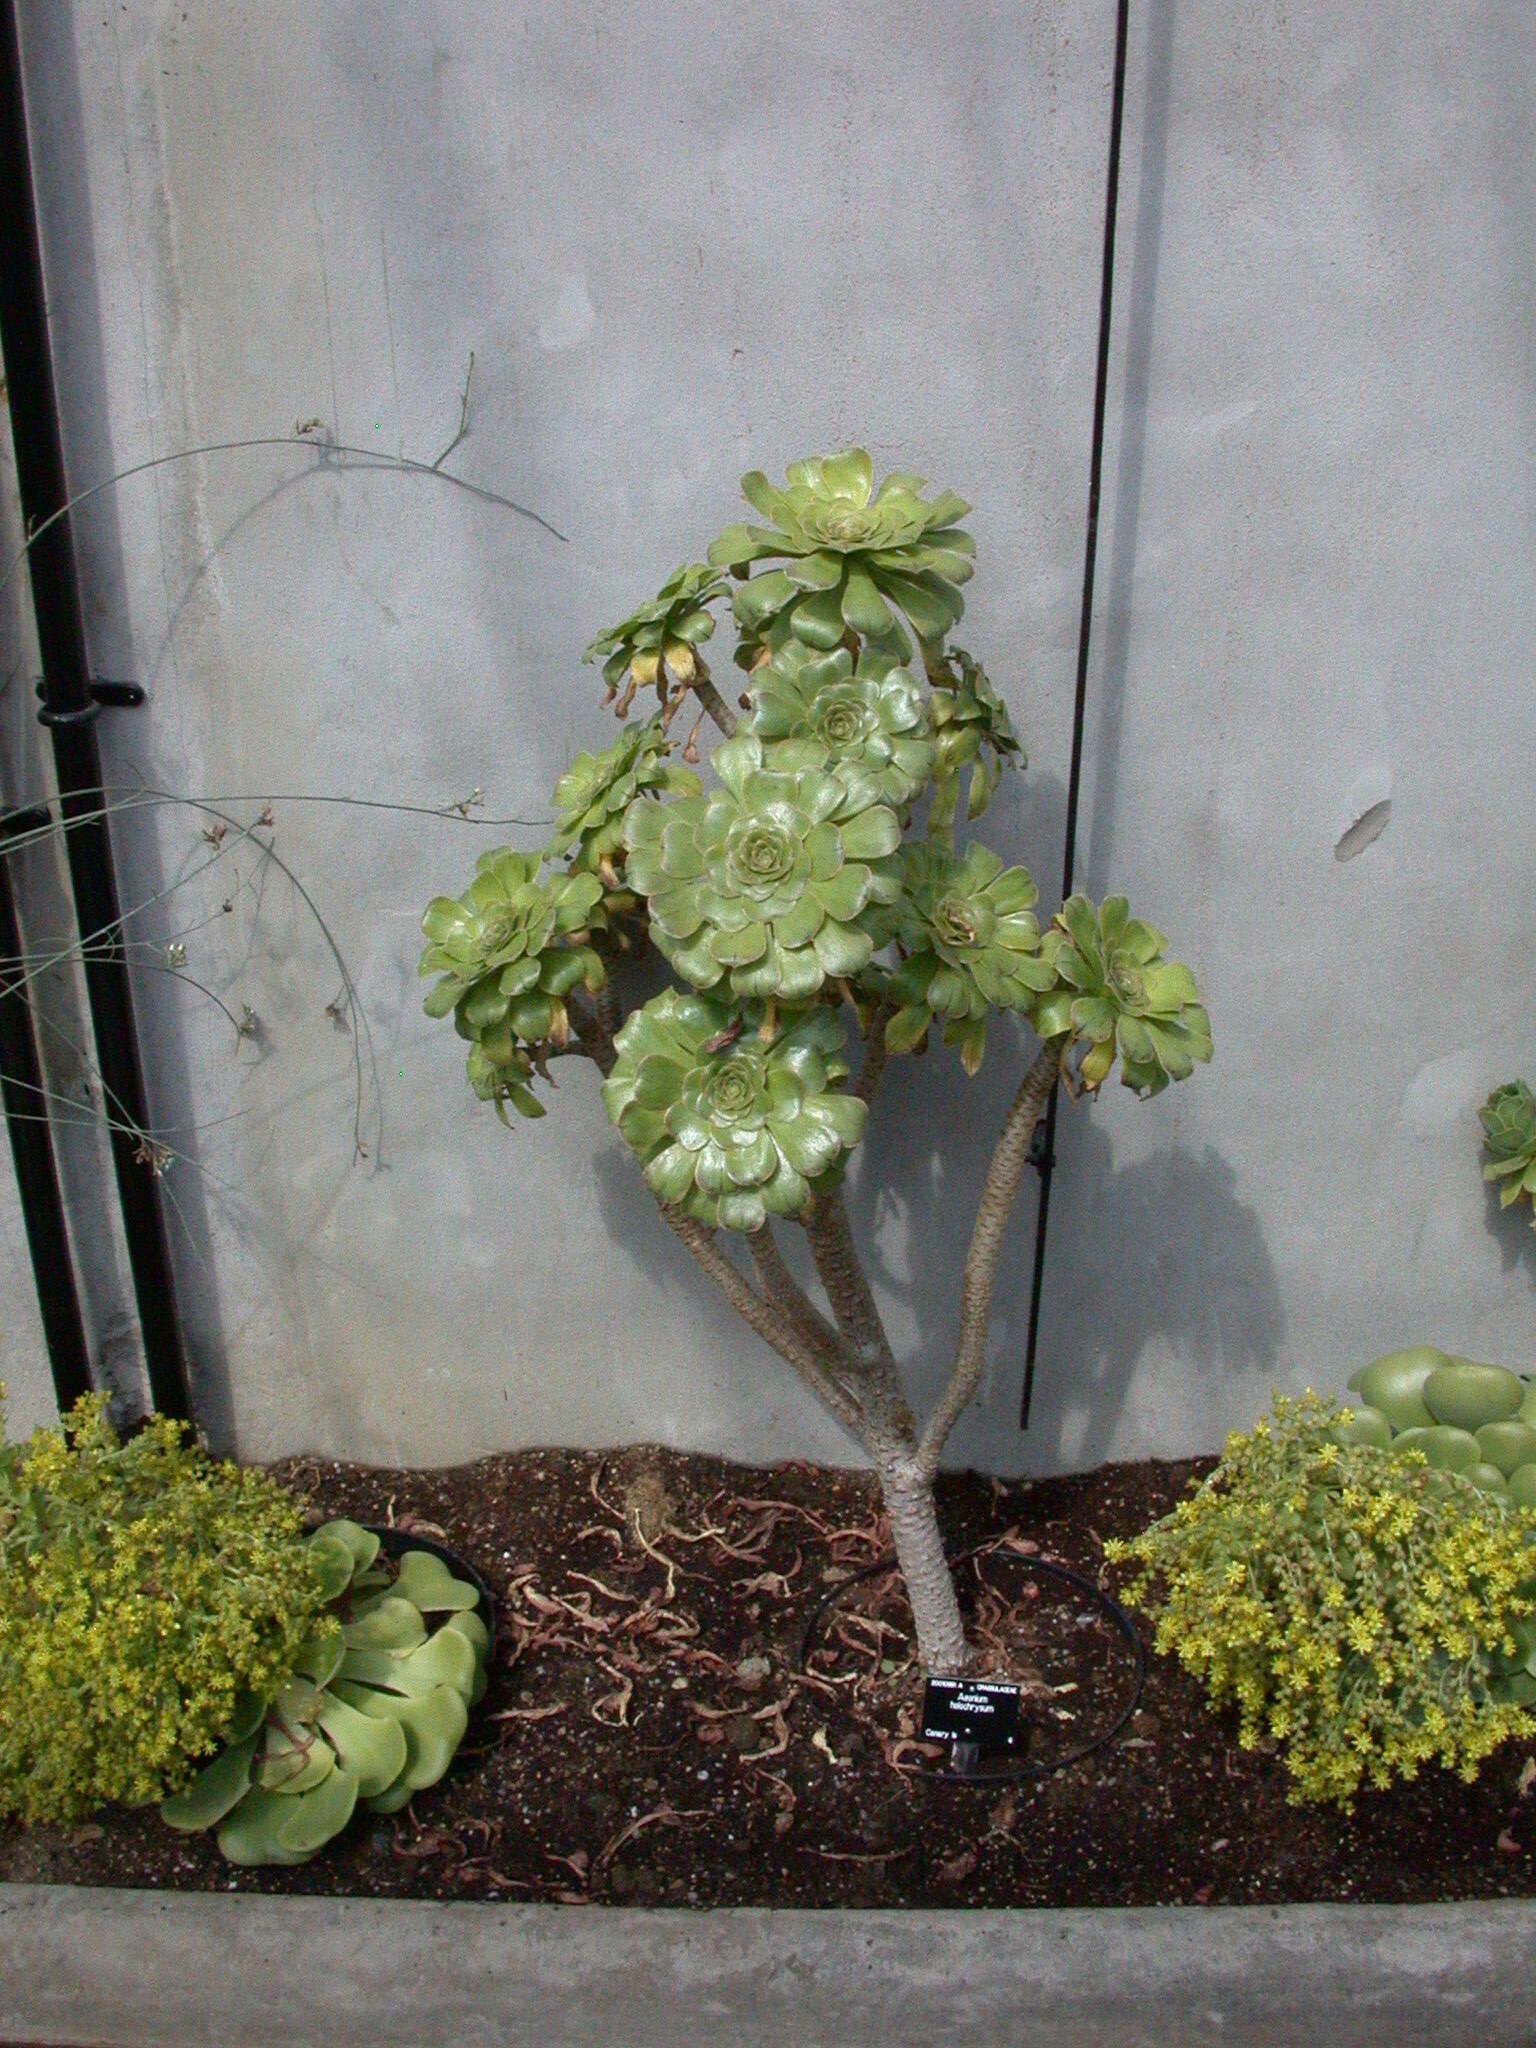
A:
920;1677;1022;1755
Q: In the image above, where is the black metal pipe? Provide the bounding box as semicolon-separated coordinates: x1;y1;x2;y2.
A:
0;1;192;1420
1021;0;1131;1426
0;809;93;1408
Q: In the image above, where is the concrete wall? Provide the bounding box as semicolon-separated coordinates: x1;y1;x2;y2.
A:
2;1;1533;1472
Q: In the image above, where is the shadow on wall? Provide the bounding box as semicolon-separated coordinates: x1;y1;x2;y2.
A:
1023;1110;1285;1469
852;1024;1284;1476
1481;1;1536;478
849;743;1279;1472
1485;1176;1536;1286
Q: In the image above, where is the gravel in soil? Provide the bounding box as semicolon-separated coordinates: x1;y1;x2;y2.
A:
5;1448;1536;1909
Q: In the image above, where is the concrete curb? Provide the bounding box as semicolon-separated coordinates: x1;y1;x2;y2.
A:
2;1885;1536;2047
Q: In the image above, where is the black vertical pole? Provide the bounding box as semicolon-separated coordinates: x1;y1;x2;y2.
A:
0;2;192;1420
1021;0;1131;1426
0;812;93;1408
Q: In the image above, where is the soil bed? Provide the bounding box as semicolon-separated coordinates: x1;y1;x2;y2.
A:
5;1448;1536;1909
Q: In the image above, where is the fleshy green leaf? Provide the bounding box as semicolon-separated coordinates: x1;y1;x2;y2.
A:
314;1693;410;1798
389;1551;482;1615
160;1735;258;1832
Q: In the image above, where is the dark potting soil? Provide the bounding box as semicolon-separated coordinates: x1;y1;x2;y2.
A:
5;1447;1536;1910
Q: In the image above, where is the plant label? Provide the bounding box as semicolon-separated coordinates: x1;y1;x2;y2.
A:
920;1677;1023;1758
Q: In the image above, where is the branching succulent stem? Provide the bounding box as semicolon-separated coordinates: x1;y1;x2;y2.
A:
746;1224;847;1368
916;1036;1066;1480
804;1193;902;1381
569;998;617;1078
588;937;623;1038
690;657;737;739
566;1012;1060;1670
663;1211;868;1441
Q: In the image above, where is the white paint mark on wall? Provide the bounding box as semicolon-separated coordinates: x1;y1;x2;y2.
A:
536;274;596;351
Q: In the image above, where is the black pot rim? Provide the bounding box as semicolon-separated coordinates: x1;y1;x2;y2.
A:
307;1517;497;1664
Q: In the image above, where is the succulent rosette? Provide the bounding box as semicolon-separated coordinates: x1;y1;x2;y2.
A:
1481;1080;1536;1227
706;448;974;663
548;719;702;878
744;640;935;812
418;851;605;1117
161;1522;487;1865
583;561;727;704
1032;894;1211;1096
927;649;1023;830
602;991;865;1230
883;843;1054;1072
622;732;902;1002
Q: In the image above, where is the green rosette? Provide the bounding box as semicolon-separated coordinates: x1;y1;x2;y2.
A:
419;851;605;1119
621;732;902;1002
926;648;1023;831
161;1530;487;1865
744;639;935;811
707;448;974;665
883;842;1054;1074
1481;1080;1536;1229
1032;894;1211;1096
583;561;727;701
602;990;865;1232
547;718;701;878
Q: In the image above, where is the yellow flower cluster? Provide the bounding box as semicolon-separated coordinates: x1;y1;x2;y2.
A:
0;1393;327;1825
1102;1392;1536;1807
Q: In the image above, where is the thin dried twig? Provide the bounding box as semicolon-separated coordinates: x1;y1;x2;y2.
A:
595;1805;709;1871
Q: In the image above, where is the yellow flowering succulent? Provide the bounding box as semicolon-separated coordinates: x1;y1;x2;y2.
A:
1105;1391;1536;1807
0;1392;327;1825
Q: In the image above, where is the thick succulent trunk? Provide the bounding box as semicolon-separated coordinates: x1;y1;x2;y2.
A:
876;1456;972;1674
590;1013;1063;1679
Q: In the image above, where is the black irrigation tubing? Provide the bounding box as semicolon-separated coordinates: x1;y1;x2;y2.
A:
1021;0;1132;1429
798;1543;1145;1788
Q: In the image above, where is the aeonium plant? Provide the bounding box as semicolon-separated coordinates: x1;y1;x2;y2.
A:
1481;1078;1536;1230
421;449;1212;1672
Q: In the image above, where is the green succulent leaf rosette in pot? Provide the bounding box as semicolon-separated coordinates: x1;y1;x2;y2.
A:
1481;1080;1536;1228
548;719;702;880
622;732;902;1002
161;1521;488;1865
884;843;1055;1074
744;640;936;812
602;991;865;1232
583;561;727;704
707;448;974;665
1032;894;1212;1095
419;851;605;1119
